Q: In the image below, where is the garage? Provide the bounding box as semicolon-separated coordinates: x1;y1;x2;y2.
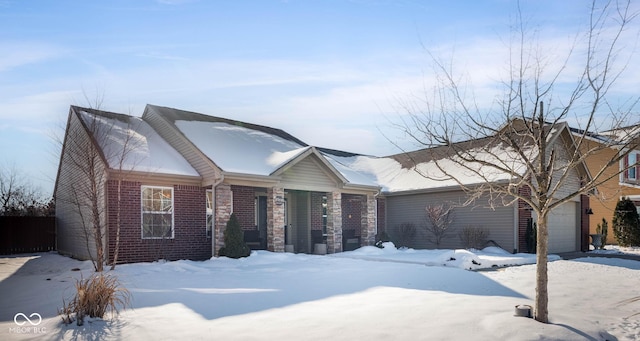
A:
546;201;579;253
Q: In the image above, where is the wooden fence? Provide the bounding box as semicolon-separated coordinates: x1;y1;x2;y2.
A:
0;216;56;255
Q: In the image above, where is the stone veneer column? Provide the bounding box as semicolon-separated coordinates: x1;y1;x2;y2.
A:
360;193;376;246
326;191;343;253
267;186;285;252
214;183;232;256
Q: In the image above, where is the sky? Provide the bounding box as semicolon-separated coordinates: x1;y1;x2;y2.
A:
1;0;638;196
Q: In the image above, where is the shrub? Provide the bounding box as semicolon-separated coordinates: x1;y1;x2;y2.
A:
525;219;537;253
613;197;640;246
396;222;416;248
596;218;608;249
59;273;131;326
459;225;489;250
218;213;251;258
375;231;391;248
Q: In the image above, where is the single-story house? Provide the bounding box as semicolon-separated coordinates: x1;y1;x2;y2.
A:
55;105;590;264
330;121;592;254
55;105;382;264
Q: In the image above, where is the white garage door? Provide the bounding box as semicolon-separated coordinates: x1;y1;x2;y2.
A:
547;202;578;253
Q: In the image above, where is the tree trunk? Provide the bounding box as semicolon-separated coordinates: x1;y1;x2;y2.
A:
110;178;122;270
534;213;549;323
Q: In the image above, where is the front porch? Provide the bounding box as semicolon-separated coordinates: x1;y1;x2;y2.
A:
213;184;378;255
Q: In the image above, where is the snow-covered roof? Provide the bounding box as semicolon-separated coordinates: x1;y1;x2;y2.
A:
324;142;533;193
77;109;199;177
175;120;309;175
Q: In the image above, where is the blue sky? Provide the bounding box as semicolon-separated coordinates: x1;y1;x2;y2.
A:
1;0;638;196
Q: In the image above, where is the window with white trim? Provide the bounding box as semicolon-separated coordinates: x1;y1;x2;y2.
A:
206;190;213;238
628;152;637;180
141;186;174;239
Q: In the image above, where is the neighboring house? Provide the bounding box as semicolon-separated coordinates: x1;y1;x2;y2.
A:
571;124;640;242
332;121;591;254
55;105;382;264
55;105;590;264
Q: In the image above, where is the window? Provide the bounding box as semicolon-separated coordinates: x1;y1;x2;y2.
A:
206;190;213;238
141;186;174;239
628;153;637;180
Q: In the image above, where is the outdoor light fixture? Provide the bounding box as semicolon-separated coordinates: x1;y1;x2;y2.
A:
585;208;594;215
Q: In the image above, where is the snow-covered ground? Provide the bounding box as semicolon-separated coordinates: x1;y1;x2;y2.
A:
1;244;639;340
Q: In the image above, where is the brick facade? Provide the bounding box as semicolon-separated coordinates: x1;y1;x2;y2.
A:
517;185;533;253
107;180;211;264
231;185;256;230
342;194;362;236
310;192;324;231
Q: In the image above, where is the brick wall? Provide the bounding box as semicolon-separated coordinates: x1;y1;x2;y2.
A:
342;194;362;236
517;185;533;253
310;192;324;231
231;185;256;230
107;180;211;264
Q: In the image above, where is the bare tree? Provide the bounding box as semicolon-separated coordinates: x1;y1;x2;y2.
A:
55;90;143;271
394;0;639;323
424;204;455;247
0;163;50;216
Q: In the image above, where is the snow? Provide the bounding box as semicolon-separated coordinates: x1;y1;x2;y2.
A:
175;120;306;175
2;246;640;340
324;144;533;192
78;111;199;177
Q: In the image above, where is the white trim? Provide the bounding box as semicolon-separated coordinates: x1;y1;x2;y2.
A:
206;189;213;238
141;185;175;239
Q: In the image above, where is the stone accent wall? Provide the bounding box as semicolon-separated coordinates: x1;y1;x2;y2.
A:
231;185;256;230
326;191;343;253
214;183;232;256
107;181;210;264
360;193;376;246
267;186;285;252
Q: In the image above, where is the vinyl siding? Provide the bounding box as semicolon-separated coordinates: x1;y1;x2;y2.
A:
280;156;338;192
55;111;108;261
385;191;515;251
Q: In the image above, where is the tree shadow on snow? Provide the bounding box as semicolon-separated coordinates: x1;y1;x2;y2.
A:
117;255;527;321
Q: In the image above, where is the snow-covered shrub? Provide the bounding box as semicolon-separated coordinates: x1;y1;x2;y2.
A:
458;225;488;250
374;231;391;248
218;213;251;258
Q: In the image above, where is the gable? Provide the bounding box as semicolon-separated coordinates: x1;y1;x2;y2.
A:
279;154;341;192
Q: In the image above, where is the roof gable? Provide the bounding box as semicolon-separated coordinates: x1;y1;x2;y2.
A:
72;106;199;177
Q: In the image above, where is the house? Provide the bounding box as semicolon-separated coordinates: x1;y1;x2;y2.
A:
55;105;382;264
571;124;640;241
330;121;592;254
55;104;590;264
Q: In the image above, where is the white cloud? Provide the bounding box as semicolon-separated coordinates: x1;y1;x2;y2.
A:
0;41;65;72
